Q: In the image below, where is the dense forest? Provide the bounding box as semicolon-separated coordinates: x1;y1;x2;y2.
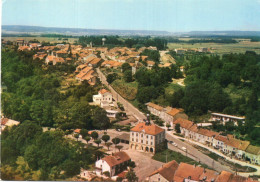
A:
1;49;110;130
128;52;260;145
1;48;110;180
1;122;101;180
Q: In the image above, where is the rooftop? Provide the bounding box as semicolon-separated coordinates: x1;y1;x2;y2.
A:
131;122;164;135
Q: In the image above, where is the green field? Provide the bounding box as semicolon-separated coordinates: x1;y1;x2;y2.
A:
111;79;138;101
168;41;260;54
3;37;78;44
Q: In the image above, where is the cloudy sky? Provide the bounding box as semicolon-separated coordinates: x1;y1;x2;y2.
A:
2;0;260;32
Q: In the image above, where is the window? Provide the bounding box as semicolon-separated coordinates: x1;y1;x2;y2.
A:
141;140;143;143
136;139;138;142
141;134;143;137
132;132;134;136
151;136;153;139
146;141;148;144
147;135;149;139
132;138;134;141
151;142;153;145
136;133;138;136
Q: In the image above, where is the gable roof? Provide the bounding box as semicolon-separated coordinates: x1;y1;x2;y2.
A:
99;89;110;95
173;163;204;182
149;160;179;181
215;171;233;182
1;118;9;125
198;128;218;137
131;122;164;135
166;108;183;117
146;102;164;111
102;151;131;167
199;168;219;181
173;118;193;130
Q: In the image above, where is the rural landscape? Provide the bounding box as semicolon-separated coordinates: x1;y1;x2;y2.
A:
1;0;260;181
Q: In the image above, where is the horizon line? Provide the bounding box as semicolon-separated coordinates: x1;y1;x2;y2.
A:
3;25;260;33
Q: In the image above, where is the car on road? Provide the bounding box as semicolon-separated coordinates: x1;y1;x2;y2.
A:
181;147;187;151
169;141;173;144
168;141;178;147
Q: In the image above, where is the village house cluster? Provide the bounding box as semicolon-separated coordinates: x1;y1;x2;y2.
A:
147;102;260;165
148;160;258;182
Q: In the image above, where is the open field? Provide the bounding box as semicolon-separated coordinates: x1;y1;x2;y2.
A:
168;41;260;54
2;36;78;44
111;79;138;101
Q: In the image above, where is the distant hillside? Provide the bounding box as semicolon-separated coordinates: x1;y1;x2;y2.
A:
183;31;260;37
1;25;170;36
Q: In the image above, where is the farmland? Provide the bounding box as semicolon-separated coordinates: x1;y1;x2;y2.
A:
168;40;260;54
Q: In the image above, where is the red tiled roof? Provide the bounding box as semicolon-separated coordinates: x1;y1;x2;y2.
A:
131;122;164;135
149;160;179;181
99;89;109;95
167;108;183;117
173;163;204;181
198;128;218;137
146;102;164;111
173;118;193;129
1;118;9;125
102;151;131;167
215;171;233;182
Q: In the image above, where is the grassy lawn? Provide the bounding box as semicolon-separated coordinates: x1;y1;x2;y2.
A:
153;149;211;170
168;41;260;55
165;83;184;95
111;79;138;100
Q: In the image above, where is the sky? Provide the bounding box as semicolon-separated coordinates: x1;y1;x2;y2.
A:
2;0;260;32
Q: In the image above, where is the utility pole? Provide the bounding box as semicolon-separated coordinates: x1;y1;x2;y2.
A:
166;150;168;163
212;159;214;169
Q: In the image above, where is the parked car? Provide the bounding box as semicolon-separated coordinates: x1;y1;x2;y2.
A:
181;147;187;151
173;142;178;147
169;141;173;144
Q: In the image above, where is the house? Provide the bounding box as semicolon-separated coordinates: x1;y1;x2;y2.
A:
164;108;188;127
146;60;155;69
236;140;250;160
106;110;119;118
212;134;230;150
18;46;30;51
88;58;102;68
210;113;245;126
172;118;193;136
215;171;257;182
194;128;218;146
16;39;25;46
146;102;164;117
95;151;131;177
45;55;65;65
93;89;113;106
148;160;179;182
129;122;165;153
174;48;186;55
1;117;20;131
173;163;204;182
198;47;208;53
245;145;260;165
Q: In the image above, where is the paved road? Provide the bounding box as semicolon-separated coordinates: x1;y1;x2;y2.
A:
125;149;164;181
165;132;232;173
96;68;146;121
168;131;260;177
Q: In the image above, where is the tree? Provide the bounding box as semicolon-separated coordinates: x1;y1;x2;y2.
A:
129;161;136;168
112;138;120;146
92;108;110;130
107;73;117;84
74;133;80;141
91;131;99;140
85;136;91;143
94;139;102;147
126;168;138;182
80;129;88;139
124;70;133;82
62;160;80;178
166;123;171;131
115;145;123;152
105;142;113;150
103;171;110;177
102;134;110;144
175;124;181;133
122;63;131;72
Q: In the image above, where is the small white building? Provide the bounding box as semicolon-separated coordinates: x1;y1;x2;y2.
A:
95;151;131;177
210;113;245;126
1;117;20;132
106;110;119;118
93;89;113;106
